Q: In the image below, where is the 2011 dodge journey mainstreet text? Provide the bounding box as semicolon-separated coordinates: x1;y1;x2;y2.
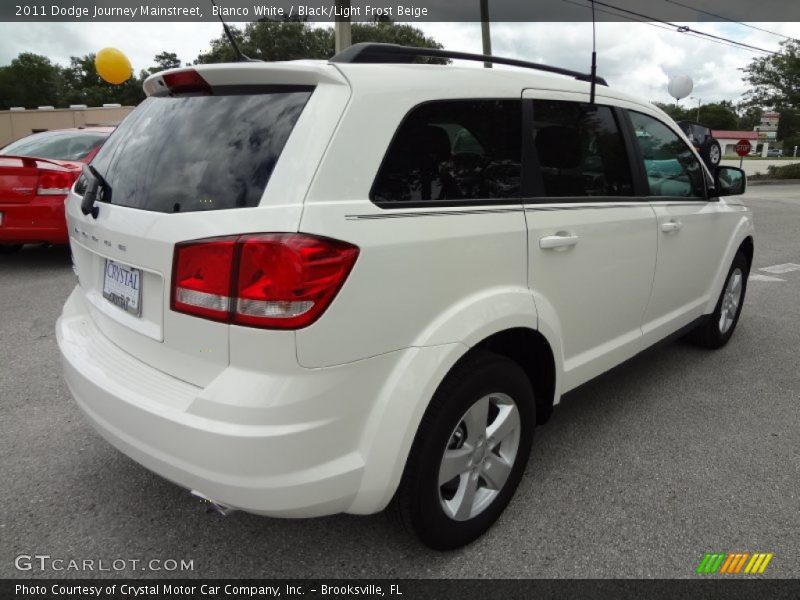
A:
57;44;754;549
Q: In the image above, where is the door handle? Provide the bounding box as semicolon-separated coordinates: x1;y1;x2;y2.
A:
539;234;579;249
661;220;683;233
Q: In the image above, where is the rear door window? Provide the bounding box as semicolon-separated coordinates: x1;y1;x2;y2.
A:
531;100;633;198
87;88;313;213
371;100;522;205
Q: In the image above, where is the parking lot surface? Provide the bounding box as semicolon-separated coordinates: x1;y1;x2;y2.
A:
1;185;798;579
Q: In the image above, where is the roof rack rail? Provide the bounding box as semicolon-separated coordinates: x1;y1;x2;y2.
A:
330;43;608;86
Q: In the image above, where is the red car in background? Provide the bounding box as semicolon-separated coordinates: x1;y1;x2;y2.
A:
0;127;113;252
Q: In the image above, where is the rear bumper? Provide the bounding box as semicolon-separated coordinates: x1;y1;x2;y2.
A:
57;288;445;517
0;197;68;244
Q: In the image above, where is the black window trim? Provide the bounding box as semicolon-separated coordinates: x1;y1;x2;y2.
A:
368;97;526;210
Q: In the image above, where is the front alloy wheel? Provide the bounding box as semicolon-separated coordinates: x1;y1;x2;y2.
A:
719;267;743;334
688;250;749;349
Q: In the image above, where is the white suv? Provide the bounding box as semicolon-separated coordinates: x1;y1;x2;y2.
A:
57;44;753;549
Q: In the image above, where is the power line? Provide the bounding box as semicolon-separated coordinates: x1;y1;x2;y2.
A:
561;0;778;55
588;0;780;55
563;0;760;54
658;0;799;43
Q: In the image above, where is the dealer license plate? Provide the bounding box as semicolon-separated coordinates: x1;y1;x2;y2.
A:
102;259;142;317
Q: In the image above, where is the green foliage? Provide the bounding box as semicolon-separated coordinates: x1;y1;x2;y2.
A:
653;102;690;121
195;19;443;64
0;53;63;108
0;51;185;110
654;101;738;130
782;136;800;155
776;108;800;142
743;39;800;110
60;54;146;107
736;105;763;131
695;103;738;130
149;51;182;73
766;162;800;178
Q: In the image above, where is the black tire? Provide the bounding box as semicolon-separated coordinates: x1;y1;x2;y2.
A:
701;139;722;167
688;251;749;349
391;350;535;550
0;244;23;254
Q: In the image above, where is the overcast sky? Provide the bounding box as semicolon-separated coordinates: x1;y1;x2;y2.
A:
0;21;797;105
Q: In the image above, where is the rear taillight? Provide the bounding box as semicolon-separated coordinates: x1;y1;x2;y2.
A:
37;170;76;196
172;237;237;322
171;234;359;329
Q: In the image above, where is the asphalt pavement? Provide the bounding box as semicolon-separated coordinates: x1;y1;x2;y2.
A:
1;185;798;579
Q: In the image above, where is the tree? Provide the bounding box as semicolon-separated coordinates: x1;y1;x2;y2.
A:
149;51;182;73
776;108;800;141
0;53;63;109
695;102;738;130
742;39;800;110
61;54;146;107
196;19;443;64
0;50;186;110
654;102;690;121
736;105;763;131
654;101;738;129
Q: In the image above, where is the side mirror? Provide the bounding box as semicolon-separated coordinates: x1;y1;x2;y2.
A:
713;166;746;197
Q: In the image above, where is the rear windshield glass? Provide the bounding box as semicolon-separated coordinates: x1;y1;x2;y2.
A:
88;88;312;213
1;131;107;161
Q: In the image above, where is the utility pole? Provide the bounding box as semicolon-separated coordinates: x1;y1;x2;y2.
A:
480;0;492;67
335;0;352;54
691;96;701;121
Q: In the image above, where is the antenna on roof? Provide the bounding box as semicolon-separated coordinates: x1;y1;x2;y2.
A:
209;0;258;62
589;0;598;105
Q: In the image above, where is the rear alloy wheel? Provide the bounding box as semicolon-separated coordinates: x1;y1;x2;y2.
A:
689;250;749;349
392;350;535;550
438;392;521;521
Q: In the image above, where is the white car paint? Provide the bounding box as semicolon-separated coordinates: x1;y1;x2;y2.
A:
57;57;754;517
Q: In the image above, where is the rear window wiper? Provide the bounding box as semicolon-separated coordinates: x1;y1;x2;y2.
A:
81;164;112;219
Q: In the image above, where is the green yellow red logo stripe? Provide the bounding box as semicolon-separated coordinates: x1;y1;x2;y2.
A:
696;552;773;574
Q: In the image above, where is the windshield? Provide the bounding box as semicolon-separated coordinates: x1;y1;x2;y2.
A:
86;88;313;213
1;131;108;161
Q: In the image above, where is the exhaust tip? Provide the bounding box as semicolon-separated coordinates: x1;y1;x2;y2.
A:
190;490;236;516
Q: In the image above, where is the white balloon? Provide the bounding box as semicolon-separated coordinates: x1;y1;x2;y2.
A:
668;75;693;101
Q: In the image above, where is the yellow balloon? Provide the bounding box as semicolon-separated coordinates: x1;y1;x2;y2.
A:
95;47;132;85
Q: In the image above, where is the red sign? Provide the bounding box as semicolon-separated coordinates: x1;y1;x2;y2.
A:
735;139;752;157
